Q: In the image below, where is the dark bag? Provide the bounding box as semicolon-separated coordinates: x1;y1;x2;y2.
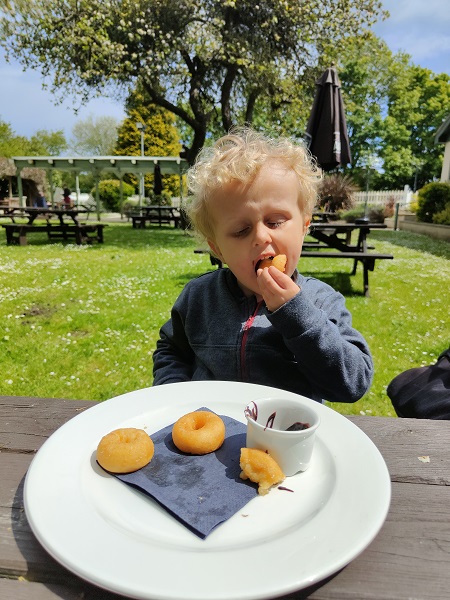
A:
387;347;450;419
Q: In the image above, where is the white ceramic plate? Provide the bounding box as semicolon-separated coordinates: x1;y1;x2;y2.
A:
24;381;391;600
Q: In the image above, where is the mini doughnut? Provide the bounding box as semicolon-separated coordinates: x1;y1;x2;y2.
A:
258;254;287;272
240;448;285;495
172;411;225;455
97;428;154;473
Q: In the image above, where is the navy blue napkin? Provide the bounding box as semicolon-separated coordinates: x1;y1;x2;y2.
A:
114;409;257;538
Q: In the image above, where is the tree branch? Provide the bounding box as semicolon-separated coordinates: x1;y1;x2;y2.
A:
245;88;261;124
221;64;239;132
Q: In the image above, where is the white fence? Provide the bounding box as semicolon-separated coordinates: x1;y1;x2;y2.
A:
353;188;412;207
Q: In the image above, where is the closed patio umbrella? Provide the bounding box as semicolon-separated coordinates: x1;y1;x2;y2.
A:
153;162;164;196
304;66;351;171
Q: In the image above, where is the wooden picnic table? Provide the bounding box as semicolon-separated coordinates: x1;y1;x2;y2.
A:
1;208;105;246
302;221;393;296
131;205;181;228
21;207;90;225
2;394;450;599
195;222;392;296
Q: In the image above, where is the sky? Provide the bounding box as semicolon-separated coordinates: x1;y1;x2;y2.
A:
0;0;449;144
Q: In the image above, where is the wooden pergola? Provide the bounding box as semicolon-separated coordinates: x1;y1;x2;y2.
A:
11;155;188;219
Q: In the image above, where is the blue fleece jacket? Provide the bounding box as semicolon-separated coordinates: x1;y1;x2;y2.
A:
152;268;373;403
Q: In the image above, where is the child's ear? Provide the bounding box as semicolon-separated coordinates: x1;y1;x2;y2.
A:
207;239;224;261
303;218;311;235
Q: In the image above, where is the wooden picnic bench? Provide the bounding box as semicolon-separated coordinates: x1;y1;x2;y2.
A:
300;249;393;296
2;223;106;246
194;248;223;268
131;205;181;228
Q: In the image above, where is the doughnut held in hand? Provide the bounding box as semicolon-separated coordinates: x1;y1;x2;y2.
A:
257;254;287;272
240;447;285;495
172;411;226;455
97;428;154;473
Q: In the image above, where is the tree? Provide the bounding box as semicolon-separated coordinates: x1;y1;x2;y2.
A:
0;119;28;157
338;37;450;189
115;87;181;196
71;114;119;155
0;118;67;197
0;0;386;163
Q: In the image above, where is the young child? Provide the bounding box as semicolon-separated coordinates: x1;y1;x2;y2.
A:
152;128;373;403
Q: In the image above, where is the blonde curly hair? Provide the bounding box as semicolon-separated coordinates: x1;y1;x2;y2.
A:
185;127;321;243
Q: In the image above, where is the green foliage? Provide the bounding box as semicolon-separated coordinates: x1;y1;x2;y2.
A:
71;115;119;155
341;207;365;222
27;129;67;155
340;38;450;190
146;190;172;206
433;204;450;226
416;182;450;223
92;179;135;212
0;0;386;163
115;89;181;196
0;118;67;157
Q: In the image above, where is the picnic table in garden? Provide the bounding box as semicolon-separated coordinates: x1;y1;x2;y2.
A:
2;393;450;600
1;207;105;245
301;221;393;296
195;221;393;296
131;205;181;228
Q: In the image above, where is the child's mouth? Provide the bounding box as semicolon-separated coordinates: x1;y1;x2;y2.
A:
255;256;275;272
255;255;287;273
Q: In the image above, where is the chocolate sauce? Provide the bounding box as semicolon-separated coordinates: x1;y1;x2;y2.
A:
285;421;310;431
278;486;294;492
264;411;276;430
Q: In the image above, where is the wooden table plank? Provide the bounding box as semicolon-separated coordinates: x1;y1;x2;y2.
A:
0;578;128;600
0;396;94;453
348;416;450;485
305;481;450;599
3;397;450;599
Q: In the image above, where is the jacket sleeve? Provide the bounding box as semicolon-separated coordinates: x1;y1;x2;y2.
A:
152;294;195;386
268;284;373;403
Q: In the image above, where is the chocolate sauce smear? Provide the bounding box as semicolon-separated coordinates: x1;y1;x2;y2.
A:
245;402;311;431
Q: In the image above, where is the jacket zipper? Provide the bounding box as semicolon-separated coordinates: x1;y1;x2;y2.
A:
240;300;263;381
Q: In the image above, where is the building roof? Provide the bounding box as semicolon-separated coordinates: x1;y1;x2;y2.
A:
11;156;187;175
435;116;450;144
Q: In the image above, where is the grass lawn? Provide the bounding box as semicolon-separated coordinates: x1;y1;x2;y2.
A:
0;222;448;417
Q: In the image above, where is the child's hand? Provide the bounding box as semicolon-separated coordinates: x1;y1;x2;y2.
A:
257;266;299;312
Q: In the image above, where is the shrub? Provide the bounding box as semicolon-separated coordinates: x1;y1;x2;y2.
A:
91;179;135;212
122;198;139;217
145;190;172;206
433;204;450;225
416;182;450;223
341;207;365;223
317;174;359;213
368;206;385;223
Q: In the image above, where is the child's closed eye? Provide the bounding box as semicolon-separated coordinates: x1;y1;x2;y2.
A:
232;227;250;238
267;218;286;228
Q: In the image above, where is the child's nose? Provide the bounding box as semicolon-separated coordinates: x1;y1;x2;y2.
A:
253;222;272;245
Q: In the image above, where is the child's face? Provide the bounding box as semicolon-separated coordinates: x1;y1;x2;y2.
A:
207;160;310;297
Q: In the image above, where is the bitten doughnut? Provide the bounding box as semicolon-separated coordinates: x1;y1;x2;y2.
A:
258;254;287;272
240;448;285;495
172;411;225;455
97;428;154;473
